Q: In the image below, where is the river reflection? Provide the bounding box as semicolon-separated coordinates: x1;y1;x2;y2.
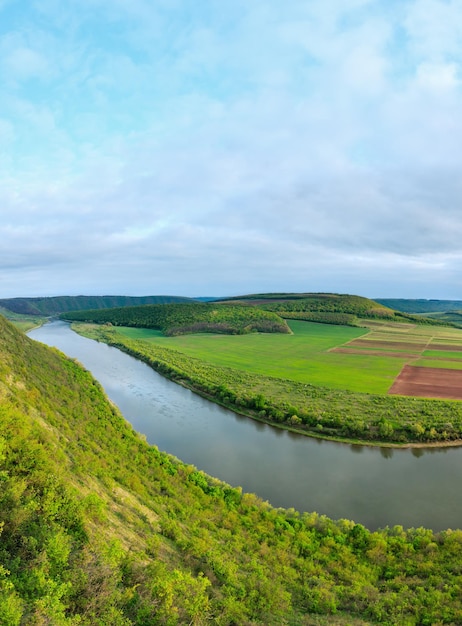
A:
29;321;462;532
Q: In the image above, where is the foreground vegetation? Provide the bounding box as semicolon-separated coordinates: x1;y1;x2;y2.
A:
74;321;462;444
2;315;462;624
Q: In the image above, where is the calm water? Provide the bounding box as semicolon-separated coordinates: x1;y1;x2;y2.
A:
29;321;462;532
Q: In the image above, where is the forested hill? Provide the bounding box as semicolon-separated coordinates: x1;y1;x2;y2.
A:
214;292;446;326
0;294;196;316
2;315;462;624
218;292;394;316
61;302;290;335
61;294;452;332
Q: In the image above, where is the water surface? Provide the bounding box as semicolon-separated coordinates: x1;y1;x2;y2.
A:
30;321;462;531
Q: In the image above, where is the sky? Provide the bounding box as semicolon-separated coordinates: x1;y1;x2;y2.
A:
1;0;462;299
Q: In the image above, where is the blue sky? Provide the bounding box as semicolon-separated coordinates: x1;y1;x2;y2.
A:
1;0;462;298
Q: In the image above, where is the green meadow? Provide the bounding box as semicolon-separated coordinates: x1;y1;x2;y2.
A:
114;321;408;394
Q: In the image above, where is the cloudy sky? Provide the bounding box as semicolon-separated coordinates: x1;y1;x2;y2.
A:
1;0;461;299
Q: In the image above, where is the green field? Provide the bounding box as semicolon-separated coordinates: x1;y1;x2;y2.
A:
113;319;462;394
108;320;432;394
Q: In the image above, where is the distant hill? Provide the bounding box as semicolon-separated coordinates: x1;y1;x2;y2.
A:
217;292;394;322
0;294;197;316
60;293;454;333
214;293;455;328
216;292;392;312
61;302;290;336
376;299;462;314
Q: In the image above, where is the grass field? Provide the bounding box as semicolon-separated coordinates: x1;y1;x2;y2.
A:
111;319;462;394
115;321;399;392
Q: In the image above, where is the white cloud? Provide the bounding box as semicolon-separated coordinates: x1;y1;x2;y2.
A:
4;46;49;80
0;0;462;298
404;0;462;61
415;62;459;91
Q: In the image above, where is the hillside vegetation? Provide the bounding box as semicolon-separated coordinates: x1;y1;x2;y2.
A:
219;293;392;316
0;295;196;316
217;293;450;327
2;315;462;624
61;302;290;336
0;307;46;332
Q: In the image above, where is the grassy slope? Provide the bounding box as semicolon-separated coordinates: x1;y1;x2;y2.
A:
0;306;47;332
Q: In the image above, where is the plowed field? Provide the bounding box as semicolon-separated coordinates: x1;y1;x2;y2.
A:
389;365;462;400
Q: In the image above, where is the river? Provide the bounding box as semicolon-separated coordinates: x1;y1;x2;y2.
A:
29;320;462;532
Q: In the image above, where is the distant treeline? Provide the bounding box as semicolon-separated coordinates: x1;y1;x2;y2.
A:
62;303;290;336
377;298;462;314
0;294;196;316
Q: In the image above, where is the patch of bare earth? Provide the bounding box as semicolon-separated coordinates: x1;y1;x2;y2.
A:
348;338;427;350
428;343;462;352
389;365;462;400
331;347;419;358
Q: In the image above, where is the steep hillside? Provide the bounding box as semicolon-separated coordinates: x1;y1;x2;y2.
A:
0;295;196;316
1;314;462;625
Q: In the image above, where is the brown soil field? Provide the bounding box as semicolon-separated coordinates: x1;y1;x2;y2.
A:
389;365;462;400
348;338;426;351
332;348;418;359
428;343;462;352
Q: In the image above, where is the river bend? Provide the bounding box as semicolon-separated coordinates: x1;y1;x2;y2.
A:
29;321;462;532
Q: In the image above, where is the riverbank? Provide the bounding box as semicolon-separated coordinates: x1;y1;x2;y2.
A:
70;322;462;447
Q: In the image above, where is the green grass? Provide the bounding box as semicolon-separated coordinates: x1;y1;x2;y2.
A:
422;349;462;359
115;321;405;393
0;308;47;332
414;358;462;370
